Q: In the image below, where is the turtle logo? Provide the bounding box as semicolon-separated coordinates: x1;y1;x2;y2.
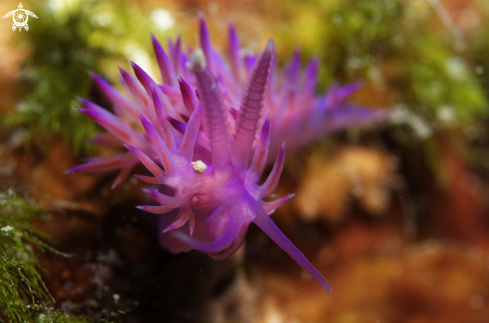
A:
3;3;38;32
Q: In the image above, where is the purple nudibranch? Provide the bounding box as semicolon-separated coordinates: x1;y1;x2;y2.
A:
67;17;385;292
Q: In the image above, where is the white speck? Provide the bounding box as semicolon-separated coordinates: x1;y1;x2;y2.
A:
475;65;485;75
192;160;207;174
151;9;175;31
113;293;120;304
1;226;14;232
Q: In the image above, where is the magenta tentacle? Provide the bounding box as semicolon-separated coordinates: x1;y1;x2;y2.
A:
260;142;285;196
125;145;165;180
189;51;231;170
131;62;172;116
199;14;214;72
228;22;241;84
136;204;173;214
135;174;159;184
262;193;294;215
89;72;139;119
139;114;175;173
77;107;141;147
178;76;198;113
151;87;176;151
179;104;203;159
151;33;177;87
232;40;274;174
248;116;271;182
118;67;151;109
252;208;332;292
171;35;182;73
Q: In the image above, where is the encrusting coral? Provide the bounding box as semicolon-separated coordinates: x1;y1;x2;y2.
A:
67;16;385;292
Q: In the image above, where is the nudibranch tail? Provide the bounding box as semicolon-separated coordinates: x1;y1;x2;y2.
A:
252;208;332;292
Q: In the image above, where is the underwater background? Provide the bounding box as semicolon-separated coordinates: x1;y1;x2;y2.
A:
1;0;489;322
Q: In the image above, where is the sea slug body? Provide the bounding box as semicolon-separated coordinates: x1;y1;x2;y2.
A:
67;16;386;292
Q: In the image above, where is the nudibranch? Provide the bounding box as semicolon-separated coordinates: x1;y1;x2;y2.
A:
67;16;386;292
138;46;335;290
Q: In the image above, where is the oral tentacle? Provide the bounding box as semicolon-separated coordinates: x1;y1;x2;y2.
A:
134;175;159;184
136;204;173;214
252;208;332;292
143;189;180;208
163;209;190;232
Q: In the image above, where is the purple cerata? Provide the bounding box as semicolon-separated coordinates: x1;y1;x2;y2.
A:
67;16;386;292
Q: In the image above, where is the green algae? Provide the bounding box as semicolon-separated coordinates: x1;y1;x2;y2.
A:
0;189;88;323
1;0;169;155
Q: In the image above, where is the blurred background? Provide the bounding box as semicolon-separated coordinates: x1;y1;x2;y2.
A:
1;0;489;322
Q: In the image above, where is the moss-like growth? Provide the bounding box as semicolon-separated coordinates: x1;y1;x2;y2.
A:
270;0;488;129
2;0;167;155
0;189;88;323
